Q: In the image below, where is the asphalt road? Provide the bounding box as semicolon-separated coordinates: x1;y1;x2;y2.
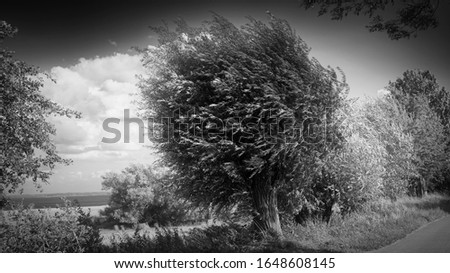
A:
374;215;450;253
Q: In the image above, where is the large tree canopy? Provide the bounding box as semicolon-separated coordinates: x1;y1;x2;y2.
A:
1;21;80;204
387;70;449;135
386;70;450;193
138;15;347;236
300;0;441;40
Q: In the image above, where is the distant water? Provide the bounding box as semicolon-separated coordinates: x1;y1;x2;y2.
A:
8;193;110;209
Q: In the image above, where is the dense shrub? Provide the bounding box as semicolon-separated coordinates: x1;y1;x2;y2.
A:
362;96;418;198
141;199;188;226
288;96;419;224
387;70;450;195
101;164;191;226
316;100;387;215
407;96;447;195
0;200;102;252
100;165;156;224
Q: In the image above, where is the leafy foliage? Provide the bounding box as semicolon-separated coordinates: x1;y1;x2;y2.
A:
362;96;417;198
138;14;347;236
300;0;440;39
408;97;447;194
101;164;188;226
319;100;387;213
388;70;449;124
284;95;419;224
1;21;80;202
0;200;102;252
386;70;449;194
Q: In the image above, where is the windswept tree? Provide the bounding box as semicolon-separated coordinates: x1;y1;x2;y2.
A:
299;0;441;40
1;21;80;205
138;15;347;236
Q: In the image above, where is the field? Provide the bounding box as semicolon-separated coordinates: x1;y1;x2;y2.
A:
7;192;110;209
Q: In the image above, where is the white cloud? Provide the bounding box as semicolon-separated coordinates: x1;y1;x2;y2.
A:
21;53;161;194
42;53;154;161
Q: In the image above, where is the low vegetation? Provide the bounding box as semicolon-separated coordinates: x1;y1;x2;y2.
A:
99;194;450;253
2;193;448;252
0;200;102;253
283;194;450;252
99;165;206;228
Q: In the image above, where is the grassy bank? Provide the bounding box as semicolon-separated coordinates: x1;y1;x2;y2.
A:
283;194;450;252
3;194;448;252
101;194;450;252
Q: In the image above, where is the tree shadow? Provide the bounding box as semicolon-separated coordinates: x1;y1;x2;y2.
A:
403;197;450;214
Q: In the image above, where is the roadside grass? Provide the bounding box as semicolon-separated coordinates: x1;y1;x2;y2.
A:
4;193;448;252
102;224;261;252
283;194;450;252
100;194;450;252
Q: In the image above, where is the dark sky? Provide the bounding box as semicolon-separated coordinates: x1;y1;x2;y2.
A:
3;0;295;69
2;0;450;97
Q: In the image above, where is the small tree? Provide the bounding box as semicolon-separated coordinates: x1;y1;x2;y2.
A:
101;164;187;226
1;21;80;203
101;165;155;224
138;15;347;236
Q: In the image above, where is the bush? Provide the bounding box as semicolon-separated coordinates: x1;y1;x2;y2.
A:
101;164;191;227
292;99;388;222
141;200;187;226
288;96;418;224
362;96;418;198
0;200;102;252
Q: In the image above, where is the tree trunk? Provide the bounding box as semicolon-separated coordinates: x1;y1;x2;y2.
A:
251;179;283;238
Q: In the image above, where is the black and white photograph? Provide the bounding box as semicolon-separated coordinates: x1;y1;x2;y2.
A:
1;0;450;268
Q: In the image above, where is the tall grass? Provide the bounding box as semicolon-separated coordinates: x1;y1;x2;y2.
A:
99;194;449;252
283;194;450;252
1;200;103;253
103;224;261;252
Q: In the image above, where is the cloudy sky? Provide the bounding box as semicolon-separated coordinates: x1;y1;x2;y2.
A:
2;0;450;194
